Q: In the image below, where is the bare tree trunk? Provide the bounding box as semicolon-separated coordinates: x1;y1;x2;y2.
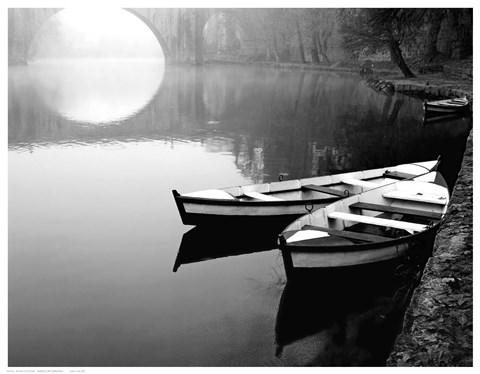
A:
315;33;331;64
194;9;204;65
424;11;443;63
296;19;306;63
271;25;280;62
310;31;320;64
388;37;416;78
318;41;331;64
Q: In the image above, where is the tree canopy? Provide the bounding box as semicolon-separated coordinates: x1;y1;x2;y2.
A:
339;9;426;77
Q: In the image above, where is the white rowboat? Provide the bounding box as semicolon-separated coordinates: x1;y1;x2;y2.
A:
278;171;449;278
172;160;439;226
423;97;470;114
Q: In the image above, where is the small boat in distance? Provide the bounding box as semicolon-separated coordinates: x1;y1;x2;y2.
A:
278;171;449;280
423;97;470;114
172;160;439;227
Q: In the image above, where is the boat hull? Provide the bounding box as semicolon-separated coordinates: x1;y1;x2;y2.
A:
173;190;337;226
279;225;438;279
424;101;470;114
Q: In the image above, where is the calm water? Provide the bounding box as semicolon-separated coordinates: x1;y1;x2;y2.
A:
8;61;471;366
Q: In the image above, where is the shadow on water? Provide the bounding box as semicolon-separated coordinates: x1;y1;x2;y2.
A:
172;224;280;272
422;111;472;126
274;241;430;366
174;220;434;366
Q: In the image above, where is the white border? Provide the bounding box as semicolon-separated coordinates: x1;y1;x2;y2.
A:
2;1;477;373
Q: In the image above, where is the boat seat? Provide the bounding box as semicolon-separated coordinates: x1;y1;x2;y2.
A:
243;191;284;201
302;224;389;243
383;190;447;205
285;229;329;243
383;170;417;180
341;178;378;189
350;202;443;220
182;189;236;200
302;184;348;197
327;212;427;233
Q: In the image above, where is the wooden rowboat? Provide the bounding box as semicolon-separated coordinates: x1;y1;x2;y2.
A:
172;160;439;226
423;97;470;114
278;171;449;279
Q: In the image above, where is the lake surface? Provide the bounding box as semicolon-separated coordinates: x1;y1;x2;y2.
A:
8;61;472;366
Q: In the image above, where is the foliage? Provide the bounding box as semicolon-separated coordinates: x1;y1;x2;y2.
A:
448;9;473;59
340;9;422;54
339;9;424;77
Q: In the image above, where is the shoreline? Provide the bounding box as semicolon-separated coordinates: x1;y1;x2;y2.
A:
387;129;473;366
205;59;473;100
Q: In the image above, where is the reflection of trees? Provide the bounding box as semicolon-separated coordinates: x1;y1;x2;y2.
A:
203;13;245;59
9;64;471;188
232;137;266;184
331;97;406;172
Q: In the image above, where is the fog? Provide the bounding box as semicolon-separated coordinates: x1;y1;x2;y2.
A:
29;8;164;61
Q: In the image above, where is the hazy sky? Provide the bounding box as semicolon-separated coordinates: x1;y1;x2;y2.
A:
32;8;164;60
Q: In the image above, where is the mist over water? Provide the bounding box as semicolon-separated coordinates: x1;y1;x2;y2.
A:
28;59;165;124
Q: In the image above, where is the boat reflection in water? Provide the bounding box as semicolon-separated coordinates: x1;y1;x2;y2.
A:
173;224;280;272
422;110;472;126
274;255;427;366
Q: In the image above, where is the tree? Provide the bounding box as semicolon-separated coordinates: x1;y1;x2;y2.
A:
450;8;472;59
423;9;445;63
295;18;306;63
339;9;421;78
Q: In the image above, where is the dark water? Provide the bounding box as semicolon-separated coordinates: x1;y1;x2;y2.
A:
8;61;471;367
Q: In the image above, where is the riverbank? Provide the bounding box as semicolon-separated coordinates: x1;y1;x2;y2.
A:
207;58;473;100
369;60;474;366
387;129;473;366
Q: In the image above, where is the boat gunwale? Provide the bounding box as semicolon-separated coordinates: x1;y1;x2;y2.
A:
279;221;441;254
174;193;341;206
426;98;468;105
174;171;435;206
